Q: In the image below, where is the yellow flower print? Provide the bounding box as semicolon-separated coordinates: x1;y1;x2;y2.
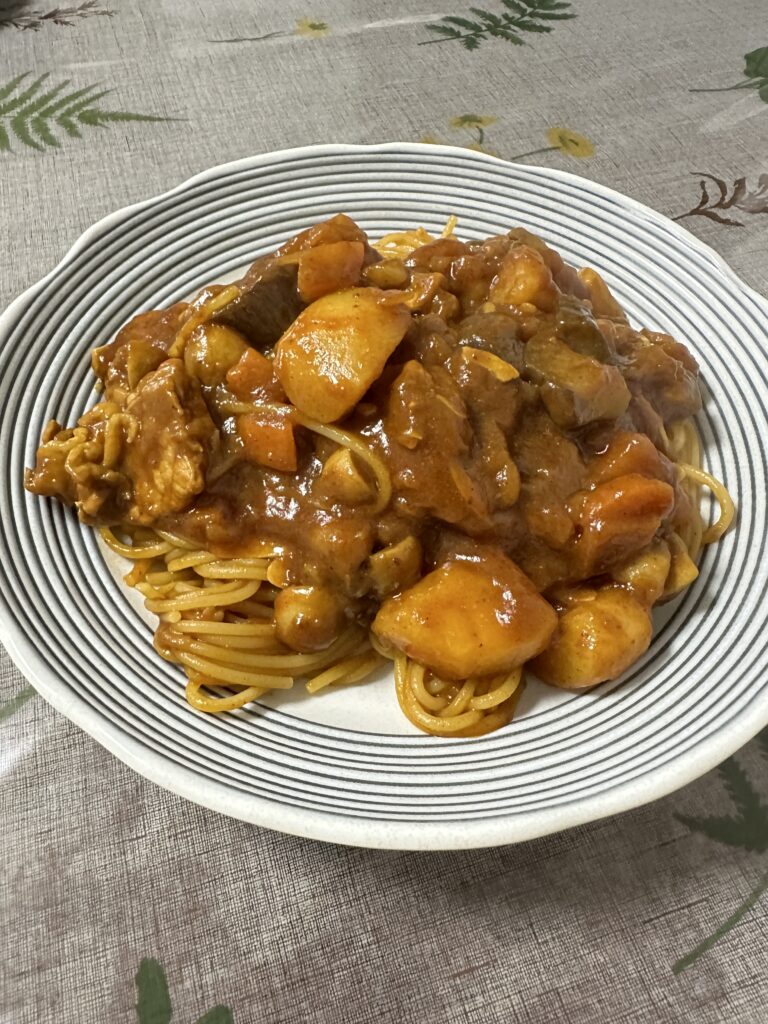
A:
295;18;329;37
545;126;594;158
510;127;596;163
419;134;443;145
449;114;497;130
448;113;497;149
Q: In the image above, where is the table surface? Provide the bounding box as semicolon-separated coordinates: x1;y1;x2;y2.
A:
2;1;767;1021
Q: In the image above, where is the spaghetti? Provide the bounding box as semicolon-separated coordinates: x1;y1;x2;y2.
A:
26;214;736;736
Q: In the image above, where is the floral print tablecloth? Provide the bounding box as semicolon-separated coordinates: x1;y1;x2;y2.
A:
1;2;767;1021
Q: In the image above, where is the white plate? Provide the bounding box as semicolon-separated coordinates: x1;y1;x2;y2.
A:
1;143;766;850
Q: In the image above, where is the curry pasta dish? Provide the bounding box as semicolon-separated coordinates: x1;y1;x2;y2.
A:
26;215;734;737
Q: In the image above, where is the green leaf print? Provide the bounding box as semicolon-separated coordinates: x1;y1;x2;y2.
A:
420;0;575;50
673;745;768;972
2;2;114;31
691;43;768;102
744;46;768;79
0;684;35;723
195;1009;235;1024
134;959;235;1023
0;72;179;153
136;960;172;1024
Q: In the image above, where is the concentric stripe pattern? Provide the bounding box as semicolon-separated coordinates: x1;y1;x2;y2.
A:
0;144;766;849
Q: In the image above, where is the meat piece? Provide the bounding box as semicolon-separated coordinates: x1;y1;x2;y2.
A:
26;360;215;526
555;295;616;362
92;303;188;400
525;330;631;428
122;359;216;523
213;263;304;350
384;360;493;531
372;550;557;680
622;332;701;422
456;311;525;370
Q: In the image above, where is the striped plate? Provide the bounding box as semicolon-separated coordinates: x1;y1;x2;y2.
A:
1;143;766;850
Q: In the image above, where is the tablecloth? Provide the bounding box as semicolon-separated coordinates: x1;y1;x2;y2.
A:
1;1;767;1020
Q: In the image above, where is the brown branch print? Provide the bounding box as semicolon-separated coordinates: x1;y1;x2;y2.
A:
674;173;768;227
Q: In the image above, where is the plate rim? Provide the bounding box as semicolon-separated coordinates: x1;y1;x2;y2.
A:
2;141;767;851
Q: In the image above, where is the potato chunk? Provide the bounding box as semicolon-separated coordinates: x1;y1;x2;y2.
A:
275;288;410;422
297;241;365;302
575;473;675;574
532;587;652;689
490;246;558;312
372;551;557;680
589;431;672;485
611;541;672;607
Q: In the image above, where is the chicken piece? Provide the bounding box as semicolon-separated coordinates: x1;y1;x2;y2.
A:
92;303;188;400
532;587;652;689
574;473;675;575
122;359;216;523
384;360;493;531
514;411;586;552
275;288;411;422
372;551;557;680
